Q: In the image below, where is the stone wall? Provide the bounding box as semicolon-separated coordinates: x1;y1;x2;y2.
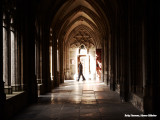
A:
131;94;144;112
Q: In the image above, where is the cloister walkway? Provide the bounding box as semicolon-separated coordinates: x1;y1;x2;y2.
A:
13;80;143;120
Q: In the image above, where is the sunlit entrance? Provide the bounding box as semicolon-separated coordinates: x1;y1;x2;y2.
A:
77;55;87;77
63;27;102;81
72;44;100;81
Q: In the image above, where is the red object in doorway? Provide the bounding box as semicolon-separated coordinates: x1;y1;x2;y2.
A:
96;49;102;79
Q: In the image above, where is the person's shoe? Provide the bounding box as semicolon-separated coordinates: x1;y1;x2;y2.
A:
77;80;79;82
82;79;86;81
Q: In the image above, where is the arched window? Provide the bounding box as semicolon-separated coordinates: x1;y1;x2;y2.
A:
79;44;87;55
3;9;20;94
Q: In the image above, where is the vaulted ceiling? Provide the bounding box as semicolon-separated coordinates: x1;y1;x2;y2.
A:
36;0;118;48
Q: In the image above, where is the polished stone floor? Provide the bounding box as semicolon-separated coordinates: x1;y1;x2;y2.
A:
13;80;143;120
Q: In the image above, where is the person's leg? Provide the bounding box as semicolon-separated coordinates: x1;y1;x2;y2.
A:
82;74;86;80
77;73;80;81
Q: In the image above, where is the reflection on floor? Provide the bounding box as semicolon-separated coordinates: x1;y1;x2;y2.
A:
13;80;143;120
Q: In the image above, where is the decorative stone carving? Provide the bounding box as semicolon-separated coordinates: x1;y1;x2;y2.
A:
70;29;95;49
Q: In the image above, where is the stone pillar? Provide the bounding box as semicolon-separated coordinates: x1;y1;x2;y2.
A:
103;37;107;84
51;37;54;88
3;18;9;86
39;32;43;84
39;25;45;94
22;1;37;103
3;12;13;94
52;36;58;88
36;32;41;84
120;1;130;102
107;35;111;85
110;25;116;91
15;33;20;91
57;41;60;84
15;0;24;91
35;25;41;95
64;44;69;80
116;33;120;93
41;25;51;93
17;31;22;91
60;40;64;83
116;23;120;92
20;34;24;90
114;12;119;92
63;42;66;80
66;45;70;79
46;33;51;93
49;46;53;80
11;30;17;91
101;39;104;82
143;1;160;118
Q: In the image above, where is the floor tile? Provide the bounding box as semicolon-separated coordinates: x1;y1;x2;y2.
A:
13;80;142;120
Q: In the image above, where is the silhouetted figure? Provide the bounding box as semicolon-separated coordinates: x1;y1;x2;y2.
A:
77;62;86;81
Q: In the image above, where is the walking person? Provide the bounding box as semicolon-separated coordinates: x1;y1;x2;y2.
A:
77;62;86;81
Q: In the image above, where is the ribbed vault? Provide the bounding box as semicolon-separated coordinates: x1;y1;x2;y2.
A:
46;0;112;80
49;0;110;49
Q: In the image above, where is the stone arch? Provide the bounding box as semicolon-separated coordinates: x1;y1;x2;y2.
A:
66;25;99;49
52;5;109;40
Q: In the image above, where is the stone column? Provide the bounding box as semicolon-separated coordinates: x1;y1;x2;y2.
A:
40;33;43;84
52;36;58;87
120;1;130;102
51;36;54;89
103;37;107;84
114;13;119;92
63;42;65;80
116;32;120;93
36;33;41;84
46;29;51;92
15;33;20;91
59;40;64;83
22;1;37;103
64;43;68;79
110;27;116;91
17;31;22;91
143;1;160;118
57;41;60;84
3;20;9;86
15;0;24;91
41;25;51;93
101;38;104;82
66;44;70;79
34;23;41;86
20;34;24;90
3;12;13;94
49;46;53;80
107;35;111;85
11;30;17;91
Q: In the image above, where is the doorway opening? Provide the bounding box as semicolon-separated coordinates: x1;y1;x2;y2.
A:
96;49;102;81
74;44;94;81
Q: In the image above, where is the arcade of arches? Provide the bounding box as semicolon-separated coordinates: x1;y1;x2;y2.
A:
0;0;160;119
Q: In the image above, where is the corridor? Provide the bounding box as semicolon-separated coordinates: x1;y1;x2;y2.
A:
1;0;160;120
13;80;142;120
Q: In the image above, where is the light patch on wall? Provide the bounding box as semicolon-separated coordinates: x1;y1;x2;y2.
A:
50;46;53;80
